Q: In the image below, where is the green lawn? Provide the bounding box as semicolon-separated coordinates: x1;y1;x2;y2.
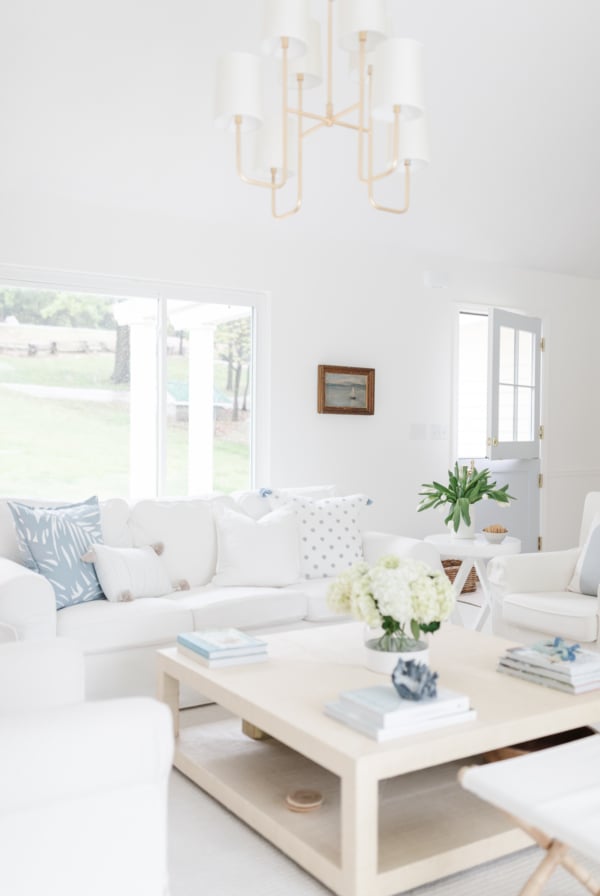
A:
0;386;249;499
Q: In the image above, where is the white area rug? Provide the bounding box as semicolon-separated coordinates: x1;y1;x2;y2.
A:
168;769;599;896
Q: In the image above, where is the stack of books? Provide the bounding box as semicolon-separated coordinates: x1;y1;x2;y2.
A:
497;643;600;694
176;629;268;668
324;685;476;742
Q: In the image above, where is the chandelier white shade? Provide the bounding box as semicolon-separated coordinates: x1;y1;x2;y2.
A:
371;39;425;122
214;52;263;132
214;0;430;217
287;19;323;88
337;0;388;51
253;116;298;179
261;0;309;58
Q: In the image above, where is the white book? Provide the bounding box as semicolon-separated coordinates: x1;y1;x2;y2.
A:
500;656;600;686
501;644;600;682
324;701;477;742
177;643;268;668
339;685;470;728
497;663;600;695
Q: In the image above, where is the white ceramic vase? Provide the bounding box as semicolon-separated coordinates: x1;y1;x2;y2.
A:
364;629;429;675
449;508;476;539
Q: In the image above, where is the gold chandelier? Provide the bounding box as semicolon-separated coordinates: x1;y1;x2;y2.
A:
214;0;429;219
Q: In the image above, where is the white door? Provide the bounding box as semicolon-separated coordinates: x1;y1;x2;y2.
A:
457;308;543;552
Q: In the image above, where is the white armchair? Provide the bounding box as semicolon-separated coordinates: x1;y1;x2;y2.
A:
0;638;174;896
488;492;600;647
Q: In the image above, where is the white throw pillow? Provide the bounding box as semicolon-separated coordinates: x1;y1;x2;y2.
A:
85;543;173;602
268;492;371;580
568;512;600;596
212;506;301;587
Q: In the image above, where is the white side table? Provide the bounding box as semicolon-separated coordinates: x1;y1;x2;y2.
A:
424;533;522;632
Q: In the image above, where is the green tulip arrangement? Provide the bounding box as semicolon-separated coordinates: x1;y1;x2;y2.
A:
418;463;515;532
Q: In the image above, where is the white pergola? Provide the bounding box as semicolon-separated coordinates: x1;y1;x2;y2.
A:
112;298;250;497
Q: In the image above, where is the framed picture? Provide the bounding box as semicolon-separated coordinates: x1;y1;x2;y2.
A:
317;365;375;415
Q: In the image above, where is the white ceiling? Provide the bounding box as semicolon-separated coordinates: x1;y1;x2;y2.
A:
1;0;599;279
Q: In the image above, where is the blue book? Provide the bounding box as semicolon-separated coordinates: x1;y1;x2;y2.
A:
177;629;267;659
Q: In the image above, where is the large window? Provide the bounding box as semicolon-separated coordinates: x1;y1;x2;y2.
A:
0;284;259;500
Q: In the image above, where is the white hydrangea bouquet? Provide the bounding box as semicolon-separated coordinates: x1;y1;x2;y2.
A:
327;554;455;653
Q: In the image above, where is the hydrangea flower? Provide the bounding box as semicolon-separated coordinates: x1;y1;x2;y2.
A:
326;554;455;650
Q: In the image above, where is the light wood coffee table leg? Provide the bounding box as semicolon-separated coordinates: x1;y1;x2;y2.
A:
341;769;378;896
157;668;180;737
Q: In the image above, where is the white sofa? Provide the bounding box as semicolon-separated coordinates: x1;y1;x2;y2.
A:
0;489;442;699
0;638;173;896
488;492;600;647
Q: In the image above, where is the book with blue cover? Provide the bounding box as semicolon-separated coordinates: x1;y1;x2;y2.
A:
338;685;471;728
177;629;267;659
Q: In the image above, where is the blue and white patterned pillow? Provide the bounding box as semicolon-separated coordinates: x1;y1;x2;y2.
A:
8;497;105;609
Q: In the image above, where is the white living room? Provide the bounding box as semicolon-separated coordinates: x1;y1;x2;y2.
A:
1;1;600;895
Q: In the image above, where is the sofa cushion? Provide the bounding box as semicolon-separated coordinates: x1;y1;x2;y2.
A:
175;586;308;630
503;592;599;643
56;596;195;652
100;498;134;548
128;497;234;587
85;544;173;602
233;485;336;520
212;506;300;587
281;577;352;622
267;492;371;580
7;497;104;609
569;512;600;596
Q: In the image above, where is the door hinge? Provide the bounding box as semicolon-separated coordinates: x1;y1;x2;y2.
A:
538;473;543;488
539;424;544;440
540;337;545;352
538;536;543;551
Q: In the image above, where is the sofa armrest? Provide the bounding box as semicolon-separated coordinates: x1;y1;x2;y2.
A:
362;531;442;571
487;548;579;595
0;558;56;639
0;638;84;711
0;698;173;896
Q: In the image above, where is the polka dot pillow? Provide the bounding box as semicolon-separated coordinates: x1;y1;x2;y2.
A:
267;492;371;580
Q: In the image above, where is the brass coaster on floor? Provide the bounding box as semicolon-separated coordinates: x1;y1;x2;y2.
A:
285;789;323;813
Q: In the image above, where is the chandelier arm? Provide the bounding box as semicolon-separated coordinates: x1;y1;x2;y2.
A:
368;160;411;214
357;33;368;183
332;102;360;122
370;106;401;181
271;80;304;219
326;0;334;121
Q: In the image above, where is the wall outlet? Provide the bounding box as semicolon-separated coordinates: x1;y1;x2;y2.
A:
429;424;448;441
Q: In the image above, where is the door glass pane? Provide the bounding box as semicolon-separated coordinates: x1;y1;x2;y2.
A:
517;330;534;386
499;326;515;384
0;286;131;499
498;384;514;442
517;386;534;441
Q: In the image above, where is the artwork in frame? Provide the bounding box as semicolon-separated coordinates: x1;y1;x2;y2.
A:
317;365;375;415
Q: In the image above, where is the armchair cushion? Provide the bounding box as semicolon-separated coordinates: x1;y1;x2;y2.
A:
503;592;599;643
569;512;600;596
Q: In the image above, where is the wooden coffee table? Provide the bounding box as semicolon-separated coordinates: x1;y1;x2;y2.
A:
157;624;600;896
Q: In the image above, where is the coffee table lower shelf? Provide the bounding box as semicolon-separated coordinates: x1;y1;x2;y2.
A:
175;710;530;896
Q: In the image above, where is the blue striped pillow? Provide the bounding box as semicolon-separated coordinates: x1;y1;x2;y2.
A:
8;497;104;609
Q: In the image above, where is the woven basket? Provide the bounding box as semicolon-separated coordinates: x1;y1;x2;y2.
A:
442;559;478;594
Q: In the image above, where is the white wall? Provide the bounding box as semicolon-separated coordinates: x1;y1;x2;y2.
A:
1;197;598;549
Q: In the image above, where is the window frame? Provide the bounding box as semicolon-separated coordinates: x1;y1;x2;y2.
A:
0;264;270;495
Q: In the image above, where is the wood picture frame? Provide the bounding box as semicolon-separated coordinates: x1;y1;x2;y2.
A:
317;365;375;415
